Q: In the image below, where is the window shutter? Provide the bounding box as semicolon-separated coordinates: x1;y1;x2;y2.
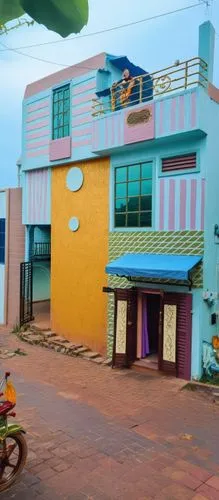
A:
162;153;196;173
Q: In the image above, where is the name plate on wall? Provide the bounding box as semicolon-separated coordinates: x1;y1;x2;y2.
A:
163;304;177;363
127;108;152;126
124;103;154;145
116;300;127;354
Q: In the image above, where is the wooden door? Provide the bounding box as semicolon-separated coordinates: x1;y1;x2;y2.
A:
112;288;137;368
160;292;192;380
176;293;192;380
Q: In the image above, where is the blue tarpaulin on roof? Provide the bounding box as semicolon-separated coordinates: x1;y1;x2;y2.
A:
106;54;146;77
96;54;153;102
105;254;202;281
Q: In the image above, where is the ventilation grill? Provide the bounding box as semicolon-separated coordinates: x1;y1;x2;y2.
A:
162;153;196;173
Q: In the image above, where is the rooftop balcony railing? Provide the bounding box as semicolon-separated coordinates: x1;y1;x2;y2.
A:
31;242;51;261
92;57;208;117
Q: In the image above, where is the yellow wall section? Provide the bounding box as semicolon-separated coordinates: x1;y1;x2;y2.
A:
51;158;109;354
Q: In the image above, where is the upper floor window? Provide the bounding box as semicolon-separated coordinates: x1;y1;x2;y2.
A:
0;218;5;264
52;85;70;140
162;153;196;173
115;162;153;228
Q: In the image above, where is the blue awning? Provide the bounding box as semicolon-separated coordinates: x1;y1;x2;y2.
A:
105;254;202;281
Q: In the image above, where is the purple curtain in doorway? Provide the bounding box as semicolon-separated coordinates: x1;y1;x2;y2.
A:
141;296;150;357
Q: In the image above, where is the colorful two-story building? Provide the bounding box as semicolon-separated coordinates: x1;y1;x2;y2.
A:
19;21;219;380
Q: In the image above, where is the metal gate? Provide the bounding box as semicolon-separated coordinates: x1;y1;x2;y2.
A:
20;262;33;326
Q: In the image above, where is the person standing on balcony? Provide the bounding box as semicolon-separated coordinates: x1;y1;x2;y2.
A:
112;69;136;110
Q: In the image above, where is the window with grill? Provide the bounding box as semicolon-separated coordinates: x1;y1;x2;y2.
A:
162;153;196;173
52;85;70;140
114;162;153;228
0;218;5;264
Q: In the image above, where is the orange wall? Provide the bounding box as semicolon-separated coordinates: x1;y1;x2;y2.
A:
51;158;109;354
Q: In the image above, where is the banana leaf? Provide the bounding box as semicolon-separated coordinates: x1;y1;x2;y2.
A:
0;0;89;37
0;0;24;24
21;0;89;37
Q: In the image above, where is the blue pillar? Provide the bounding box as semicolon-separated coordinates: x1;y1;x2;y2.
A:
198;21;215;83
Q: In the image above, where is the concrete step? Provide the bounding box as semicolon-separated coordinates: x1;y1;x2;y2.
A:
81;351;100;360
22;333;44;345
30;324;51;332
18;326;112;367
92;357;106;364
73;347;90;356
47;336;70;346
42;331;57;339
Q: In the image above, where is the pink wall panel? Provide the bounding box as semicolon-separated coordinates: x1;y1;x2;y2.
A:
73;80;96;95
72;127;91;137
179;95;185;130
49;137;71;161
159;178;165;231
73;115;91;126
180;179;187;230
27;147;49;158
156;90;197;138
27;129;49;140
157;177;205;231
72;105;91;117
27;139;49;150
191;91;197;128
72;138;91;148
27;99;49;113
26;109;49;123
124;103;155;144
168;179;175;230
72;92;96;106
26;119;49;132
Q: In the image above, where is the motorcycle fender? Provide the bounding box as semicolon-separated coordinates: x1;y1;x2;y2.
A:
0;423;26;440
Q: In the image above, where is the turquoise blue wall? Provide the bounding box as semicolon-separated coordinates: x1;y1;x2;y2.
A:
201;97;219;343
25;225;51;302
32;225;51;302
110;135;204;233
191;288;203;379
198;21;215;82
34;226;50;244
33;261;50;302
109;133;206;379
21;59;124;172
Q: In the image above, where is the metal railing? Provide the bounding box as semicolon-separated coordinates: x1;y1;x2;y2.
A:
32;242;51;260
92;57;208;117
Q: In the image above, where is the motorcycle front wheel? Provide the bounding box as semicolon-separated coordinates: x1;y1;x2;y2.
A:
0;432;27;492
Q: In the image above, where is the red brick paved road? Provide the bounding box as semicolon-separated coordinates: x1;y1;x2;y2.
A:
1;332;219;499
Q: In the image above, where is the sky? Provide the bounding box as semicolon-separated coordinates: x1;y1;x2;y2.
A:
0;0;219;188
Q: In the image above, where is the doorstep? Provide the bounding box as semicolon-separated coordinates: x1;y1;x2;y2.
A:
132;356;159;375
